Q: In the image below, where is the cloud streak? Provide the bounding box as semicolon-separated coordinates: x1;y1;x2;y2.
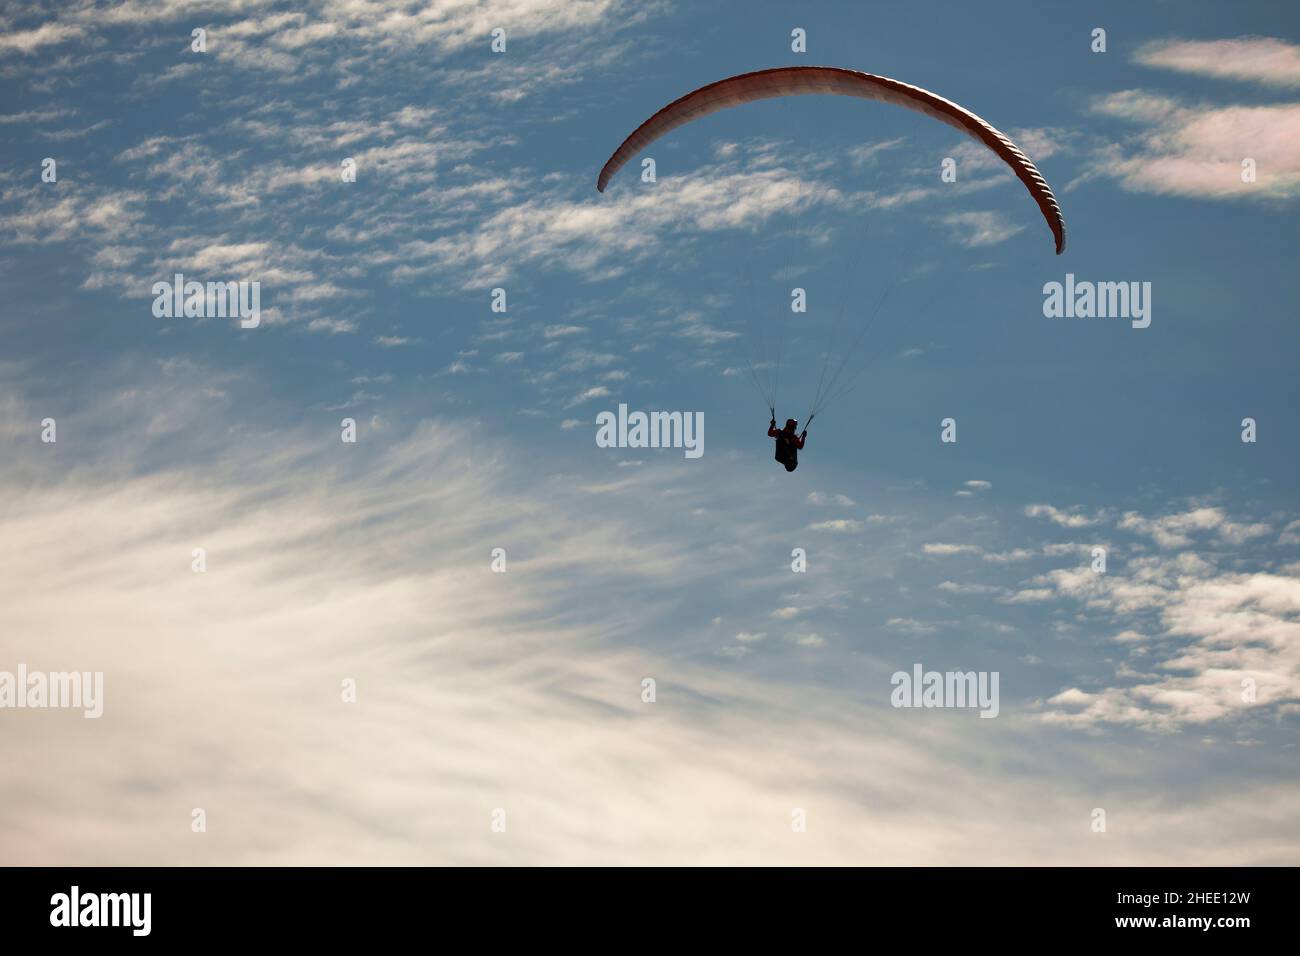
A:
5;362;1295;863
1087;92;1300;199
1136;36;1300;88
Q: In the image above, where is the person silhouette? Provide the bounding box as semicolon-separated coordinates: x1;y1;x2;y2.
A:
768;417;807;472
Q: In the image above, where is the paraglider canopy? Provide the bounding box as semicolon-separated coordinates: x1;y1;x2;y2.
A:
596;65;1065;254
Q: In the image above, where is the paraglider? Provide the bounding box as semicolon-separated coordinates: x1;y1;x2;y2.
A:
769;417;807;472
595;66;1067;467
597;66;1065;253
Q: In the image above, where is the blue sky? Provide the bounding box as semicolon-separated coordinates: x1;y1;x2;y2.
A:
1;0;1298;864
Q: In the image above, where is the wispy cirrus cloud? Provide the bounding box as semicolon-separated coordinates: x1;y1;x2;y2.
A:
0;21;86;56
807;491;856;507
2;357;1298;864
7;1;629;55
923;542;981;556
940;210;1025;248
1136;36;1300;88
390;158;847;290
0;105;76;124
1025;503;1098;528
807;519;864;533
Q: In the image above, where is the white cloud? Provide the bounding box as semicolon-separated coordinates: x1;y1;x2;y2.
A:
982;548;1038;563
6;0;652;78
565;386;609;407
0;106;77;124
544;325;585;338
395;156;847;289
807;491;856;506
808;519;864;533
999;587;1055;604
0;22;85;56
847;137;906;166
923;543;981;556
936;581;1002;595
941;210;1025;248
0;370;1297;863
1136;37;1300;88
1035;551;1300;731
1088;93;1300;199
1118;506;1269;548
886;617;954;634
1024;504;1096;528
